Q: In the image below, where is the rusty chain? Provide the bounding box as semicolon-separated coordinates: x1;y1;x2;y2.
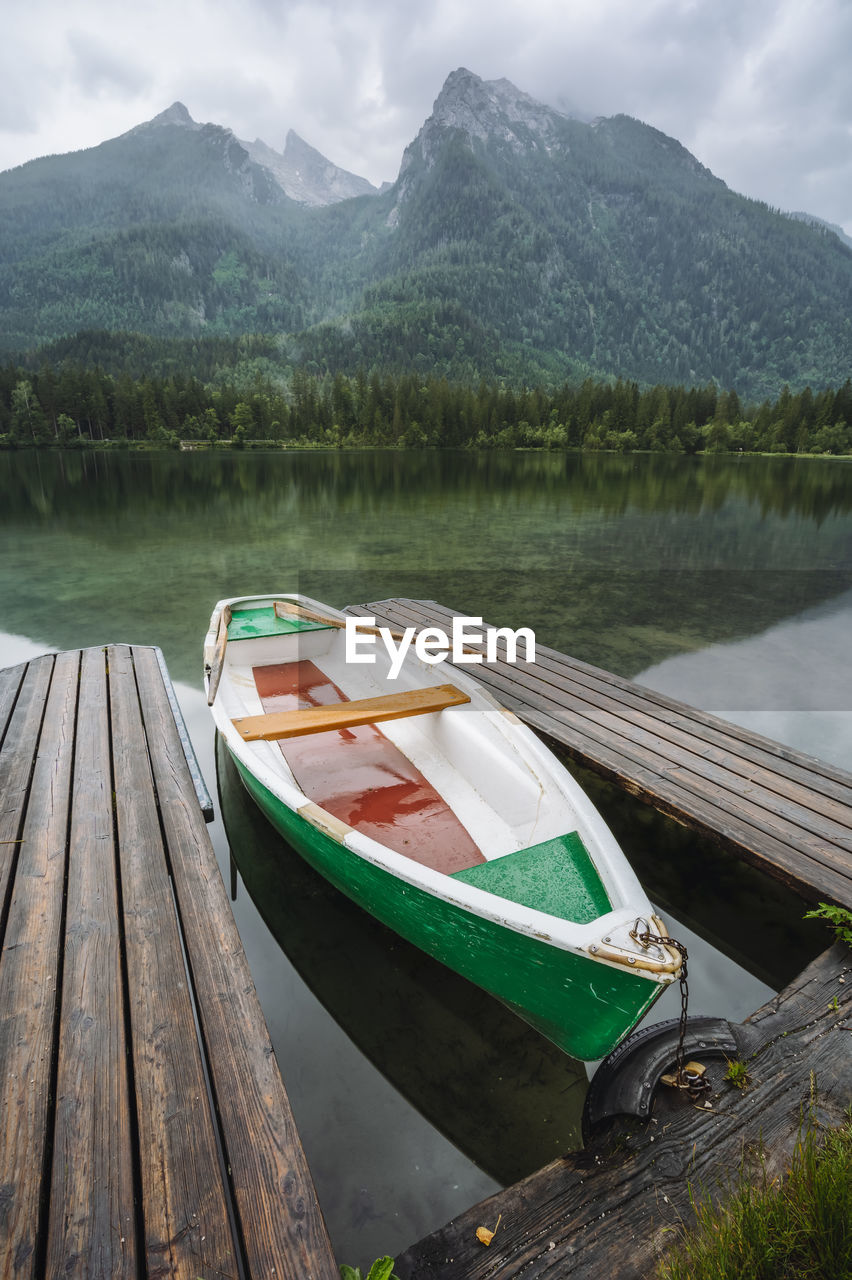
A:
630;919;712;1102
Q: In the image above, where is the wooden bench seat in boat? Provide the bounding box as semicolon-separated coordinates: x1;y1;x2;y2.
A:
251;661;485;874
233;683;470;741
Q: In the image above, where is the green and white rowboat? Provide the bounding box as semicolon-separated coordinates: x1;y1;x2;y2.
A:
204;594;681;1061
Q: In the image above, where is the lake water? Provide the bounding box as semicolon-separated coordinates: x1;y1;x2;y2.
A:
1;448;851;1269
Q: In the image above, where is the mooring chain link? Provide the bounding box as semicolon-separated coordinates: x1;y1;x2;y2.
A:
630;919;712;1101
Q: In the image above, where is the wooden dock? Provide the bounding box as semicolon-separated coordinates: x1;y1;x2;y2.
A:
394;941;852;1279
0;645;338;1280
351;599;852;910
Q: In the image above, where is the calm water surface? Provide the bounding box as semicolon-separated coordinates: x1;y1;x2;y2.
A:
1;449;851;1268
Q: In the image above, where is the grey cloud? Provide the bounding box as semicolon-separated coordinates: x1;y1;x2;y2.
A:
180;68;280;140
0;90;41;137
67;29;151;98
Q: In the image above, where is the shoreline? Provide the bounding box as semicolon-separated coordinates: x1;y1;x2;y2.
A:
2;440;851;460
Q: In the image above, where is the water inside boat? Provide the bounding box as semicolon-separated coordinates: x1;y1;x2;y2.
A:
254;659;486;874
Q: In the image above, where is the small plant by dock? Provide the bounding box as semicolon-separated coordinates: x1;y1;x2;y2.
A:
722;1058;751;1090
804;902;852;947
340;1258;399;1280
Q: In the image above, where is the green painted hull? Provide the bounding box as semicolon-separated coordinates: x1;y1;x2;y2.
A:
230;750;663;1060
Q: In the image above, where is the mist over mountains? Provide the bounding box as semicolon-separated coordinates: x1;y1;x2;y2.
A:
1;68;850;397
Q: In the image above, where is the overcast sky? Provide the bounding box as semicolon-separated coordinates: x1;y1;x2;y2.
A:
2;0;850;233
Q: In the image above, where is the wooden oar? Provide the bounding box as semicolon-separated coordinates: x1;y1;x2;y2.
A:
273;601;482;654
206;604;232;706
273;600;408;641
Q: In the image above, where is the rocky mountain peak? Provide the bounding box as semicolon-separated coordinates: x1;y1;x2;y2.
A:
391;68;567;219
122;101;201;141
148;102;198;129
429;68;564;143
282;129;320;162
241;128;377;206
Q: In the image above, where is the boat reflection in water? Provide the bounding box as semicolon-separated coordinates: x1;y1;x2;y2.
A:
216;735;589;1185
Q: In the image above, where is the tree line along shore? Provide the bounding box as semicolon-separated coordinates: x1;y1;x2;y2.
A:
2;363;851;455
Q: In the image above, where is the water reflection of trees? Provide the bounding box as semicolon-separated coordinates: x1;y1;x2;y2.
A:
2;449;850;683
2;449;852;526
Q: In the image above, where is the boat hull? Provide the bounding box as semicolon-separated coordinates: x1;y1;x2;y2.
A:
229;748;664;1061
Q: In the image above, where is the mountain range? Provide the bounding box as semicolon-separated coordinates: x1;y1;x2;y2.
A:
128;101;382;207
1;68;850;398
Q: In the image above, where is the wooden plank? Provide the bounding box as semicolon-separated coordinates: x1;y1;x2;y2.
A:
0;650;78;1279
0;663;26;745
395;943;852;1280
558;653;852;794
132;644;338;1280
232;682;471;741
486;674;852;889
464;649;852;853
108;645;238;1280
488;672;851;901
0;657;54;937
543;642;852;789
152;647;214;821
47;647;136;1278
504;643;852;819
206;604;231;706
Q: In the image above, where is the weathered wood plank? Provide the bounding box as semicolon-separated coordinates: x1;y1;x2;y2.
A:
0;657;54;939
395;943;852;1280
206;604;231;707
548;652;852;799
47;647;136;1278
152;646;214;821
233;683;470;741
0;663;26;745
0;650;78;1279
132;644;338;1280
108;645;238;1280
358;600;852;907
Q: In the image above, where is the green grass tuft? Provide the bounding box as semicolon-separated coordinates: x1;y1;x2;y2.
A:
657;1120;852;1280
723;1058;751;1090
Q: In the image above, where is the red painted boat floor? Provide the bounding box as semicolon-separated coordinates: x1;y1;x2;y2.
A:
253;661;485;874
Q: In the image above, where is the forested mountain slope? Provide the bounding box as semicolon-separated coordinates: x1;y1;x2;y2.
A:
1;70;850;397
